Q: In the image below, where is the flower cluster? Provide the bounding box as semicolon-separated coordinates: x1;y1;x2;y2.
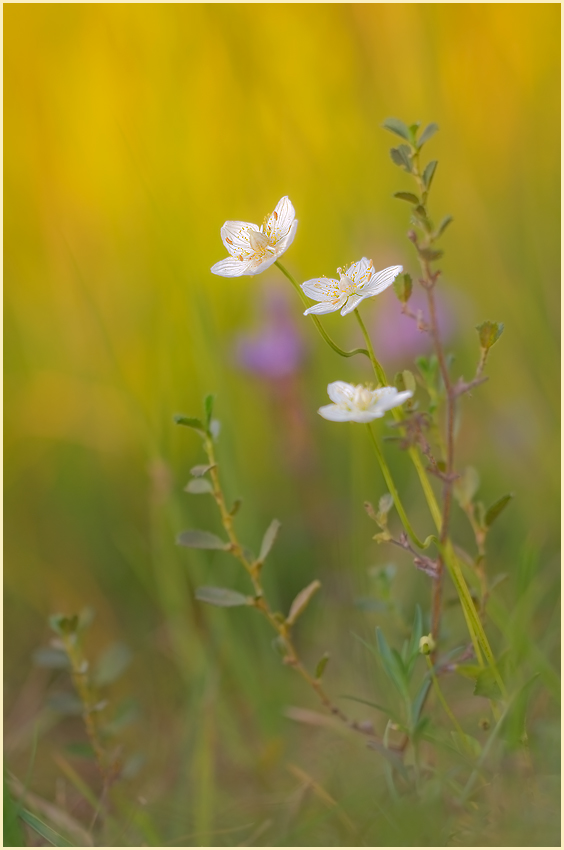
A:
211;196;411;422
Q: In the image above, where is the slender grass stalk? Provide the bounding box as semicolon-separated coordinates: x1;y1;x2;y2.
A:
424;655;466;739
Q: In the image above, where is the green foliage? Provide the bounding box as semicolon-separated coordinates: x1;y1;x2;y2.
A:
195;586;251;607
185;478;213;494
418;122;439;147
484;493;513;527
286;580;321;625
19;810;74;847
93;642;132;688
3;775;24;848
382;117;411;141
177;529;228;549
393;272;413;302
258;518;281;563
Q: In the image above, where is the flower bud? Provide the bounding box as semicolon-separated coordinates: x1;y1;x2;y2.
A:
419;634;436;655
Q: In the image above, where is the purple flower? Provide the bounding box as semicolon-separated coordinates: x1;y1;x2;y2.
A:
369;289;457;364
235;287;306;379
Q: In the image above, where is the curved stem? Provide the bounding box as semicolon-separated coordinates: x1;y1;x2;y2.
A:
354;309;387;385
275;261;369;360
366;424;430;550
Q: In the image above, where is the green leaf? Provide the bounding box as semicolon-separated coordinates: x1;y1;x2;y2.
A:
418;122;439;147
19;810;73;847
173;414;205;433
382;117;411;141
190;463;215;477
450;731;481;758
476;320;504;350
315;653;330;679
48;614;78;637
474;667;503;700
418;247;443;262
259;519;281;562
230;498;242;516
436;214;453;237
4;774;24;848
393;191;419;204
455;664;482;680
376;628;408;696
402;369;416;395
393;272;413;303
195;586;251;607
203;394;215;429
422;160;438;190
390;145;412;172
177;530;227;550
454;466;480;508
286;580;321;625
185;478;213;494
341;694;400;723
32;647;70;670
412;678;431;723
47;692;83;715
93;642;132;688
484;493;513;527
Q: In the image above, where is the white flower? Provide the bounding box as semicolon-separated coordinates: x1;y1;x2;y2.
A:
318;381;413;423
211;196;298;277
301;259;402;316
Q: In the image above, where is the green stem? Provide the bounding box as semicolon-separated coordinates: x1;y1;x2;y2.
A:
366;424;431;550
275;261;369;360
425;655;467;740
353;309;387;385
354;308;442;529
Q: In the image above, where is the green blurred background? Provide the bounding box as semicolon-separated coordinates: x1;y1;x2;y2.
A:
4;4;560;846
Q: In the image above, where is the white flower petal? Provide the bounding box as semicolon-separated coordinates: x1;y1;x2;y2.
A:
345;257;372;285
350;409;384;422
265;196;296;243
275;218;298;253
220;221;261;257
303;299;344;316
327;381;356;404
372;388;413;412
318;404;356;422
363;264;403;296
340;293;363;315
301;277;341;302
210;257;253;277
246;254;279;276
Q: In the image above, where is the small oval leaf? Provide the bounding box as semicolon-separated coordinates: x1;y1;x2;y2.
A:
422;160;438;190
393;191;420;204
484;493;513;527
190;464;216;477
177;530;227;549
204;394;215;429
195;586;250;607
32;648;70;670
259;519;281;562
287;580;321;625
174;414;205;432
185;478;213;494
418;122;439;147
315;652;330;680
382;117;411;141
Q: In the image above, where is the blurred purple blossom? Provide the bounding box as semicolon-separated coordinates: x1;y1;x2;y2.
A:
369;288;457;364
235;287;306;379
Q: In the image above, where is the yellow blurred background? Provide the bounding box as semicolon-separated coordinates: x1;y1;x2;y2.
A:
4;4;560;842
